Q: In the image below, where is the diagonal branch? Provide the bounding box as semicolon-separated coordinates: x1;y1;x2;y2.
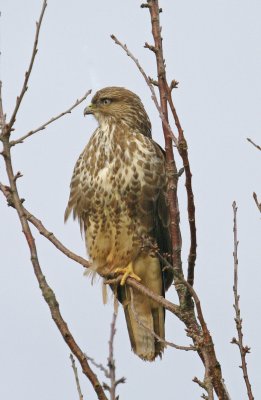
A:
253;192;261;213
0;184;91;268
247;137;261;151
10;90;92;146
7;0;47;133
0;181;183;320
1;136;107;400
110;35;178;146
232;202;254;400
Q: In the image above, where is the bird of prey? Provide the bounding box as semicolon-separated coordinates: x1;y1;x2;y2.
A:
65;87;173;361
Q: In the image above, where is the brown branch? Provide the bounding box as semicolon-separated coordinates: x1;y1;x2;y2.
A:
247;138;261;151
70;354;84;400
10;90;92;146
145;0;197;288
105;276;183;320
0;6;107;396
7;0;47;133
166;93;197;287
0;184;91;268
253;192;261;213
144;1;186;306
85;354;109;378
143;1;229;398
232;202;254;400
0;182;185;323
0;179;226;398
0;140;108;400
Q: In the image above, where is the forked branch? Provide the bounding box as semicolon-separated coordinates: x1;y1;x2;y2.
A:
10;90;92;146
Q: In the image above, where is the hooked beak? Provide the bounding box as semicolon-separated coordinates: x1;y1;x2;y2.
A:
83;104;94;116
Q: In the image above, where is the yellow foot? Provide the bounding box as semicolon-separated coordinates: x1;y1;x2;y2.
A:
114;263;141;286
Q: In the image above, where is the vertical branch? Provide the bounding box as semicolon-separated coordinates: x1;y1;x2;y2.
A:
232;202;254;400
0;81;5;130
70;354;84;400
107;312;117;400
146;0;197;289
146;0;185;305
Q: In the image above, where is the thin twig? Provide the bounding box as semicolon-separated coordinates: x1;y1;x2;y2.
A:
110;34;178;146
85;355;109;378
10;90;92;146
107;312;119;400
247;138;261;151
232;201;254;400
85;312;125;400
70;354;84;400
0;185;91;268
253;192;261;213
129;288;196;352
0;81;6;131
7;0;47;133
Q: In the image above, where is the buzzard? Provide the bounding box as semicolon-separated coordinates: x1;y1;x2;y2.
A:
65;87;173;361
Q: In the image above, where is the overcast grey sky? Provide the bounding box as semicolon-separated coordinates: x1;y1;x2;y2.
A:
0;1;260;399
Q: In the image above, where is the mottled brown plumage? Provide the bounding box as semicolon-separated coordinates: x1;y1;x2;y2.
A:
65;87;173;361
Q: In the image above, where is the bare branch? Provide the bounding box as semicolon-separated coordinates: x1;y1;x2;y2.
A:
85;312;125;400
110;34;178;146
0;182;184;323
7;0;47;133
1;131;107;400
232;201;254;400
0;81;6;132
166;92;197;287
247;137;261;151
193;376;214;400
253;192;261;213
0;187;91;268
106;311;125;400
10;90;92;146
70;354;84;400
85;355;109;378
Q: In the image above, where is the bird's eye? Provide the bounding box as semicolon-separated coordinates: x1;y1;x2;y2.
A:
101;98;111;105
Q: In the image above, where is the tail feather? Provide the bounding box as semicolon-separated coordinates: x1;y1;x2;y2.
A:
120;285;165;361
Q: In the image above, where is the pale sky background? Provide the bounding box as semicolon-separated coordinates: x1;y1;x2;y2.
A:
0;1;260;399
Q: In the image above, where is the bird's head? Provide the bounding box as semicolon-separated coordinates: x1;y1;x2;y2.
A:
84;87;151;137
